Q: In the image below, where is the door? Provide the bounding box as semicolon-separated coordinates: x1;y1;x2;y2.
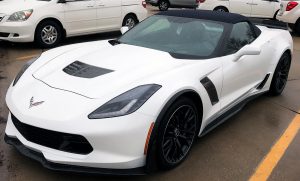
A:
220;22;270;109
229;0;252;16
62;0;97;35
96;0;122;31
251;0;277;18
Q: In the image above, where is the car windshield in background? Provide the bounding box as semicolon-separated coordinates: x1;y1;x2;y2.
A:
119;15;225;59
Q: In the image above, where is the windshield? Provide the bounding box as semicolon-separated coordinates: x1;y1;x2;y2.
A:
119;15;225;59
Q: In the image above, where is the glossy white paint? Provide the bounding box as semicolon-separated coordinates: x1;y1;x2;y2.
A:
5;24;292;169
0;0;147;42
198;0;281;18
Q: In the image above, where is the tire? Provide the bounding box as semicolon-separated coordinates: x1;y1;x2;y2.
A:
122;15;138;29
158;0;170;11
295;21;300;35
269;53;291;96
273;10;279;20
156;97;200;170
35;20;62;48
213;6;228;12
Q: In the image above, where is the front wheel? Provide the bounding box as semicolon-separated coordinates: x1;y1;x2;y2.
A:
269;53;291;96
156;97;200;170
158;0;170;11
35;21;62;48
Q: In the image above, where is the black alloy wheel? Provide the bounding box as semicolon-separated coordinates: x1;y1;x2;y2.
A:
269;53;291;96
157;97;200;169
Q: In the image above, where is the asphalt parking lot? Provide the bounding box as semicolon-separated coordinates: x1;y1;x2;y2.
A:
1;9;300;181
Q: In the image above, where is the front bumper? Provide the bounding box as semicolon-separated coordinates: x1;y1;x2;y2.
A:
5;109;153;171
4;134;145;175
0;16;35;42
5;75;158;170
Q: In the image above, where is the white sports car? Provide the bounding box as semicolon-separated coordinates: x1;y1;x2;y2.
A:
5;10;293;174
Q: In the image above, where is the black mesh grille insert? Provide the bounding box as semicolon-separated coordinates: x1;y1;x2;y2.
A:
11;114;93;155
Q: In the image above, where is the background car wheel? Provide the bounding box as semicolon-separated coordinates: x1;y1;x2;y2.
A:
156;97;200;170
158;0;170;11
269;53;291;96
122;15;138;29
273;10;279;20
213;6;229;12
35;21;62;48
294;21;300;35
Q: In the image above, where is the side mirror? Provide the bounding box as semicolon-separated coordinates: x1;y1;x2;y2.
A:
120;26;129;34
233;45;261;62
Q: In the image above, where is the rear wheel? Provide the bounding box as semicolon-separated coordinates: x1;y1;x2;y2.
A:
158;0;170;11
269;53;291;96
273;10;279;20
35;20;62;48
122;15;138;29
295;21;300;35
213;6;228;12
156;97;200;170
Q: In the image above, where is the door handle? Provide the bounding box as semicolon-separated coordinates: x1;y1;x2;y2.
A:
246;3;258;5
98;4;105;6
87;5;94;7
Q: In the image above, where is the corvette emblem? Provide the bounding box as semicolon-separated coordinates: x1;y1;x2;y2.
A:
29;97;44;108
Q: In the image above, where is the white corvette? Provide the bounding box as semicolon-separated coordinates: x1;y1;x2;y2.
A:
5;10;293;174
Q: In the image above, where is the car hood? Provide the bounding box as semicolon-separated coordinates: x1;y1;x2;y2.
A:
33;42;188;99
0;0;49;15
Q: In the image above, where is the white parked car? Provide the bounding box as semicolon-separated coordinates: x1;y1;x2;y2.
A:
277;1;300;33
145;0;200;11
198;0;281;19
0;0;147;48
5;10;292;174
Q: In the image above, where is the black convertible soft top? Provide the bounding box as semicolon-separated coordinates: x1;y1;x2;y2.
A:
157;10;249;24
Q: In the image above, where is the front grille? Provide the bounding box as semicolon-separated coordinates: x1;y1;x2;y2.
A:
11;114;93;155
0;32;9;37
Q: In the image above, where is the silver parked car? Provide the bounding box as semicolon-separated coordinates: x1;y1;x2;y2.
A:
146;0;200;11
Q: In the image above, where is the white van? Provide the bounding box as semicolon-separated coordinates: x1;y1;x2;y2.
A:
198;0;281;19
0;0;148;47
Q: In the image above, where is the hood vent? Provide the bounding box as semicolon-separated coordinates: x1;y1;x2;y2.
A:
63;61;113;78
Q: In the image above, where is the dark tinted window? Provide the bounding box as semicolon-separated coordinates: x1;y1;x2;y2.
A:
225;22;256;55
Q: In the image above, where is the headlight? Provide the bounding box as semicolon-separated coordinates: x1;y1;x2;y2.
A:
13;56;39;86
88;84;162;119
7;9;33;22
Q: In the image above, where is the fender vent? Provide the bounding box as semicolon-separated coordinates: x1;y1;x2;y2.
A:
257;73;270;90
200;77;219;105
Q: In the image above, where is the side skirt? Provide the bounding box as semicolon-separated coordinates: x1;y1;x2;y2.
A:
200;92;266;137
